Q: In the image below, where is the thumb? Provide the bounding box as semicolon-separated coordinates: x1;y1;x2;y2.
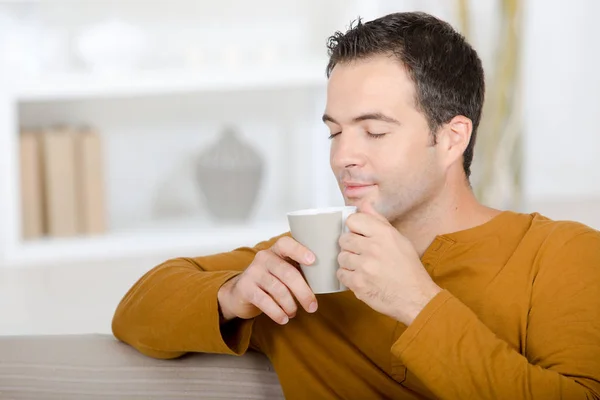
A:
358;201;388;223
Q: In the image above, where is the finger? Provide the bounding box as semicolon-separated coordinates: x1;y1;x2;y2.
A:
337;250;361;271
267;258;318;313
257;272;298;318
345;212;386;237
338;232;365;255
336;267;352;289
249;286;290;325
271;236;316;265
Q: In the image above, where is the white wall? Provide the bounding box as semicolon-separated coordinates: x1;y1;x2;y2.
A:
522;0;600;202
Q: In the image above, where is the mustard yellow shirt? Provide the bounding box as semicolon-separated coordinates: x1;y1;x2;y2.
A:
112;211;600;399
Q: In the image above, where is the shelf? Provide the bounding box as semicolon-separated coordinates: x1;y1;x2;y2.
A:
9;61;328;102
4;219;289;269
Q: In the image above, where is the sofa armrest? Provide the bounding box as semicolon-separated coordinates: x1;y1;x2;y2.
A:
0;334;283;399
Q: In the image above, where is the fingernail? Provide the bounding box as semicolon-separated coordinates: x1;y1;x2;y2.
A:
281;316;289;325
308;302;318;313
306;253;315;264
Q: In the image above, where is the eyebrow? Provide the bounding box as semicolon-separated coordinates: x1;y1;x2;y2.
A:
322;112;401;125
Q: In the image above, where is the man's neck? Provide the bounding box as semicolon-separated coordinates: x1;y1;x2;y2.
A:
391;186;502;257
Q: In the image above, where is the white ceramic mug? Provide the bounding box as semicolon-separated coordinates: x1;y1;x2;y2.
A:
287;206;357;294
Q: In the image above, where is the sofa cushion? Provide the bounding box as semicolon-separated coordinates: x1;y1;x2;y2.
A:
0;334;283;399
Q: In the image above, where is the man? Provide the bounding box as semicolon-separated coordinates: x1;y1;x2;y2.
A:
112;12;600;399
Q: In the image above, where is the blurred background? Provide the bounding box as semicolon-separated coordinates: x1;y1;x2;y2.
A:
0;0;598;335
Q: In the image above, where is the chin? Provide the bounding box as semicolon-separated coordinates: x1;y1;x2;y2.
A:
344;195;381;210
343;196;369;205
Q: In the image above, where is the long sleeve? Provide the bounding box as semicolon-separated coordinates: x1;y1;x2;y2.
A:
112;233;287;359
391;231;600;399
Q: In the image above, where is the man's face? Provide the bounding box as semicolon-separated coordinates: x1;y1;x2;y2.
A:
324;55;445;223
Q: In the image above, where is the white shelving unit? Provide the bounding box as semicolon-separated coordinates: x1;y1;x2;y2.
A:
0;0;395;270
9;220;290;268
0;63;342;269
9;63;328;102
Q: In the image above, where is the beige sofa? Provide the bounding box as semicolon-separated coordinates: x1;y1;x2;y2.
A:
0;334;284;399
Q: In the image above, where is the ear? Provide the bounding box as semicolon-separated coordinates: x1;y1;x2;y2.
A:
435;115;472;169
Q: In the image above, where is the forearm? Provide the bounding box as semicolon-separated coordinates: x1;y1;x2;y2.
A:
392;291;599;399
112;259;253;358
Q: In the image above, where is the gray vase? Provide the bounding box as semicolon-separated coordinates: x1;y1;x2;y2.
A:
196;127;264;221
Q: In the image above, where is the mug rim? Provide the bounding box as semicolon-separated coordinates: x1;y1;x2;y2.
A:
286;206;357;217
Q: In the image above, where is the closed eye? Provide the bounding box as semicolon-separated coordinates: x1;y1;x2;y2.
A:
328;132;388;140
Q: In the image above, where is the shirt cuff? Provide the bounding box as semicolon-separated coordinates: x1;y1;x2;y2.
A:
391;289;456;359
205;271;256;356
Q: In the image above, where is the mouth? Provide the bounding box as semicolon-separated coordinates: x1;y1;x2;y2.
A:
342;182;377;198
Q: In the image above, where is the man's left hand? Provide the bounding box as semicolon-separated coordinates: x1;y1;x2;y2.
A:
337;202;443;326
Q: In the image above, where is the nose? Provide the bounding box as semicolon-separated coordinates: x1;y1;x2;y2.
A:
330;132;366;171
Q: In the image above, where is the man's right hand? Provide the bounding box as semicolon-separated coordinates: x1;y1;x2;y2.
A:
217;236;318;325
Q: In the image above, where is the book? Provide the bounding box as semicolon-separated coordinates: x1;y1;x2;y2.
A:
75;127;106;235
19;129;45;239
41;126;79;237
